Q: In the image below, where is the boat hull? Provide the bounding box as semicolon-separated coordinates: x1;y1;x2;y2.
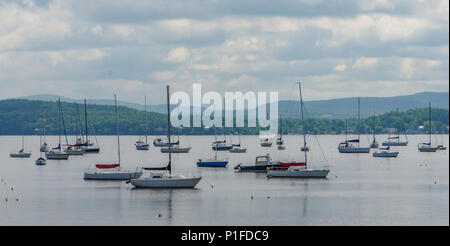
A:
64;149;85;155
382;141;408;146
130;177;201;188
267;169;329;178
197;160;228;167
35;158;46;165
45;152;69;160
83;147;100;153
234;164;282;173
338;147;370;153
136;144;149;150
418;147;438;152
84;171;143;180
260;143;272;147
160;147;191;153
10;153;31;158
229;148;247;153
372;152;399;157
212;146;233;151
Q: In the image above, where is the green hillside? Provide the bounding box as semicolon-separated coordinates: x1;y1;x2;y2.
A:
0;99;448;135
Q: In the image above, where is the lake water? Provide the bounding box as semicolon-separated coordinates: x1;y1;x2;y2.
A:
0;135;448;225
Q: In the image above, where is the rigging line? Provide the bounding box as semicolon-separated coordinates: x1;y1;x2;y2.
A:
302;101;329;166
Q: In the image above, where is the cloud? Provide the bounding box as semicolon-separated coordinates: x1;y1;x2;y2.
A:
0;0;448;104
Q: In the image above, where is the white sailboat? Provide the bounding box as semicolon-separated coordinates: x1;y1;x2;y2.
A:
10;113;31;158
382;108;408;146
337;98;370;153
46;99;70;160
36;118;47;165
417;102;438;152
229;132;247;153
370;113;379;148
129;85;201;188
136;96;150;150
267;82;329;178
84;95;143;180
373;122;398;157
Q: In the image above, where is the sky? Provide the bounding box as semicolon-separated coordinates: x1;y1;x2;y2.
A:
0;0;448;104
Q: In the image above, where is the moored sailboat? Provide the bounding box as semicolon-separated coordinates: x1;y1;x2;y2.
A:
267;82;329;178
417;102;438;152
337;98;370;153
10;113;31;158
84;95;142;180
129;85;201;188
136;96;150;150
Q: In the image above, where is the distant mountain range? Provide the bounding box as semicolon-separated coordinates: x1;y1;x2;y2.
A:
16;91;449;119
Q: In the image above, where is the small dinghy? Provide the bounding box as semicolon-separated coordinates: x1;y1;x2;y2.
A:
260;138;272;147
35;157;46;165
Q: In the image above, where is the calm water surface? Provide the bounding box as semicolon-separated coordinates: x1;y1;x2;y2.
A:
0;135;448;225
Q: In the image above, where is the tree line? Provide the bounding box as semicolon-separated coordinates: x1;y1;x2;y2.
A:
0;99;448;135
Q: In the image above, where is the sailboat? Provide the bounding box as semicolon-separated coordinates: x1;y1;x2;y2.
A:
153;138;179;147
197;142;229;167
212;131;233;150
417;102;438;152
46;98;69;160
10;113;31;158
382;108;408;146
437;132;447;150
40;112;50;152
277;118;286;150
267;82;329;178
136;96;150;150
229;132;247;153
84;95;143;180
80;100;100;153
129;85;202;188
36;119;47;165
337;97;370;153
370;113;379;148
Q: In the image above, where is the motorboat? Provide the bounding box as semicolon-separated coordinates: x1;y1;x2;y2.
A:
260;138;272;147
234;154;279;173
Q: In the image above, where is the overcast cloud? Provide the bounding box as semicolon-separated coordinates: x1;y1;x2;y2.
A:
0;0;448;104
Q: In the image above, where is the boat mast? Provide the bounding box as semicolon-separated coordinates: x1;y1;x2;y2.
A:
372;112;376;142
298;82;307;165
59;99;69;146
144;96;148;144
84;99;88;146
166;85;172;174
429;102;432;144
114;95;121;165
20;113;24;150
357;97;360;147
58;98;61;150
76;104;84;143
